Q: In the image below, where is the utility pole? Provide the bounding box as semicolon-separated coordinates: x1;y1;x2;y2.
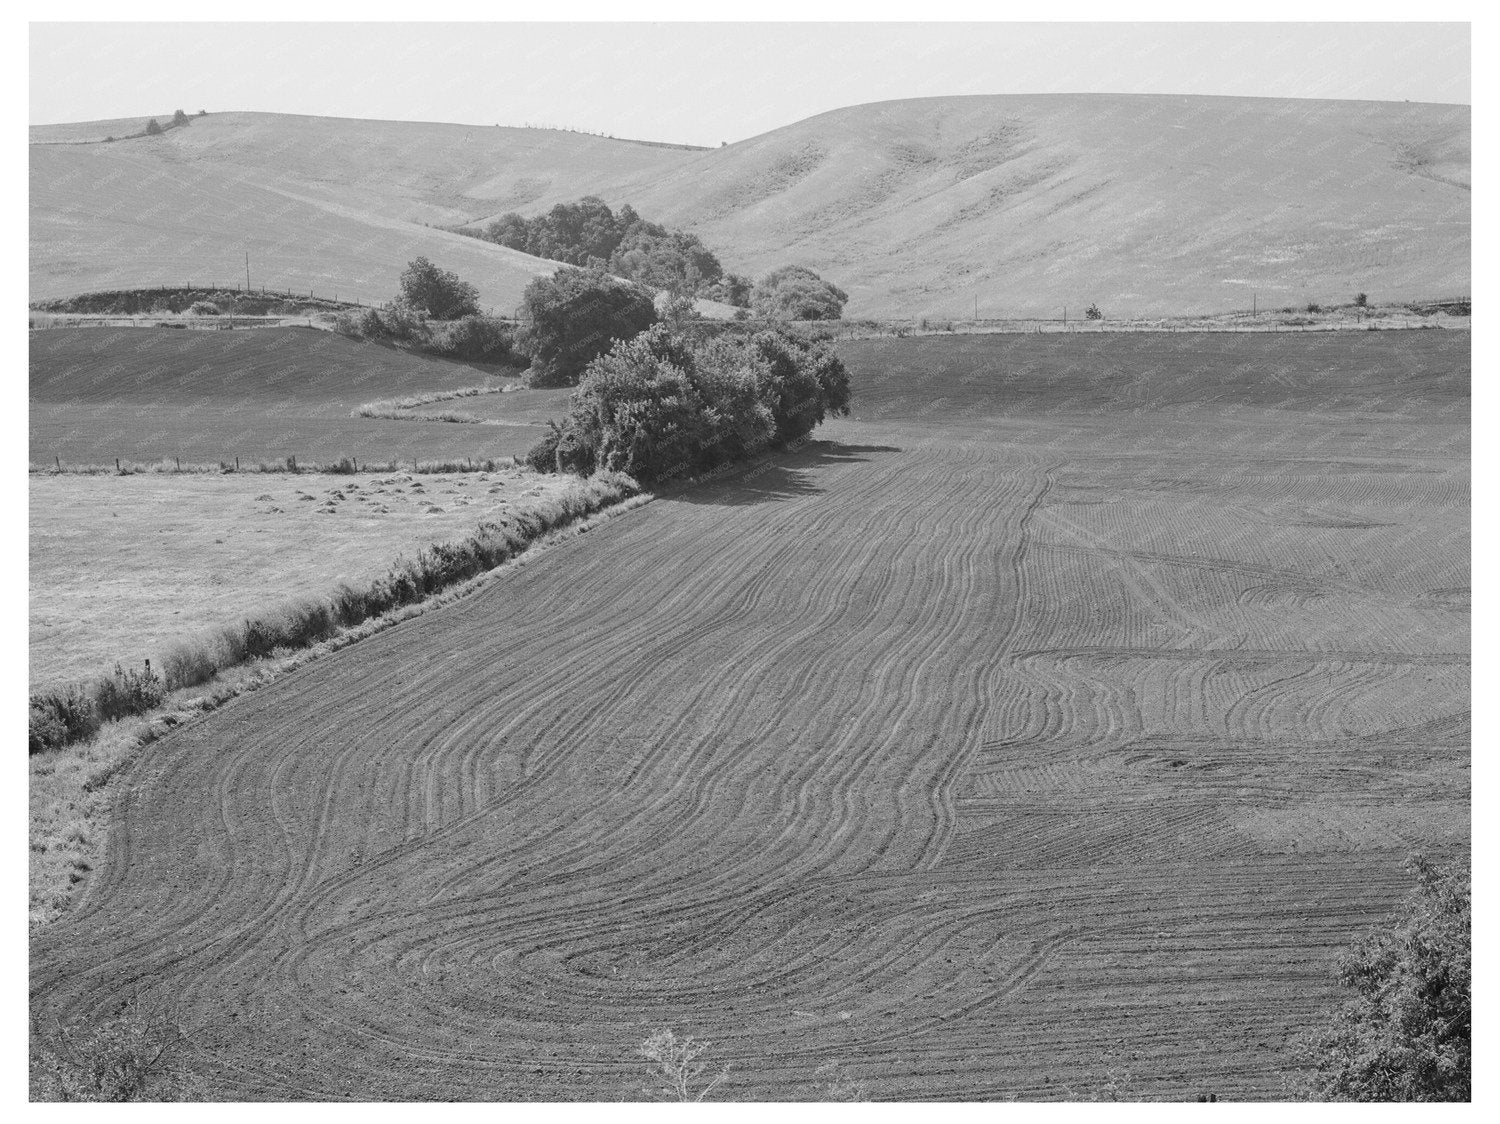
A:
245;252;251;292
1252;292;1257;317
974;295;978;321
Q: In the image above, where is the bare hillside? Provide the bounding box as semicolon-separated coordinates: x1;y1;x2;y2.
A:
478;94;1471;317
32;97;1468;316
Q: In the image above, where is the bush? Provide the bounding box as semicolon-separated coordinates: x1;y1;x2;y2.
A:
186;301;219;316
1085;303;1104;320
636;1029;727;1102
1294;856;1469;1101
751;266;848;321
29;706;68;756
31;997;199;1101
398;256;481;320
1306;302;1323;314
93;663;167;723
429;315;514;362
160;639;218;690
144;119;163;136
172;109;189;127
518;266;658;388
539;324;850;483
1354;293;1369;308
29;686;100;753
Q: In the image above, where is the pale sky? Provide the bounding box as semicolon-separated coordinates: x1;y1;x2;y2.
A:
30;21;1470;147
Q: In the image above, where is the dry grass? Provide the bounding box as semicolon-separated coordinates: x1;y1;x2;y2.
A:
28;468;578;690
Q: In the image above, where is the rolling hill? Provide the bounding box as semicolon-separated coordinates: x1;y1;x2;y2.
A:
29;113;705;311
31;96;1469;316
483;94;1470;317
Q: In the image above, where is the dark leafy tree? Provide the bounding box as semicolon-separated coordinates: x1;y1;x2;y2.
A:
144;119;163;136
172;109;189;127
397;257;481;320
751;266;849;321
1294;856;1470;1101
518;267;658;387
1084;303;1104;320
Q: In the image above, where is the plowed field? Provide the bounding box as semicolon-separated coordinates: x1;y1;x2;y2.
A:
30;330;1469;1100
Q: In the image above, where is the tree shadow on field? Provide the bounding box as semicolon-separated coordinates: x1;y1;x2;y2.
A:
670;439;902;507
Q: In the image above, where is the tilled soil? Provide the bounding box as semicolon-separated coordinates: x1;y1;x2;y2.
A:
30;332;1469;1100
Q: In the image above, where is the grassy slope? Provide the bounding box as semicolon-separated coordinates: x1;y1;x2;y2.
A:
29;140;567;311
479;94;1472;317
34;98;1468;317
29;326;561;465
29;112;745;315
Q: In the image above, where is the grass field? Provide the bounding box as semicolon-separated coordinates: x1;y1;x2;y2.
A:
29;330;1467;1100
29;326;559;466
28;468;577;691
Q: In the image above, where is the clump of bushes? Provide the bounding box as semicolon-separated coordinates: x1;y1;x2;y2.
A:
186;301;219;316
1084;303;1104;320
93;663;168;722
750;265;848;321
428;314;515;362
527;323;850;483
397;256;480;320
29;687;99;755
517;266;658;387
29;663;167;755
469;197;750;306
1294;856;1469;1101
331;305;516;364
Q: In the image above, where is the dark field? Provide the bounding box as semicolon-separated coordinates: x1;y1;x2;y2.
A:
29;327;560;467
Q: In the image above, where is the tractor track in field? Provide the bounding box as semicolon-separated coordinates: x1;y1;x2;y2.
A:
32;331;1467;1100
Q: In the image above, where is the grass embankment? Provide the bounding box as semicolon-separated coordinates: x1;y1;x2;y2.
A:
30;471;643;927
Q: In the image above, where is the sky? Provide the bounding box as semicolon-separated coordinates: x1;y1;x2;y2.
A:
29;20;1470;147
